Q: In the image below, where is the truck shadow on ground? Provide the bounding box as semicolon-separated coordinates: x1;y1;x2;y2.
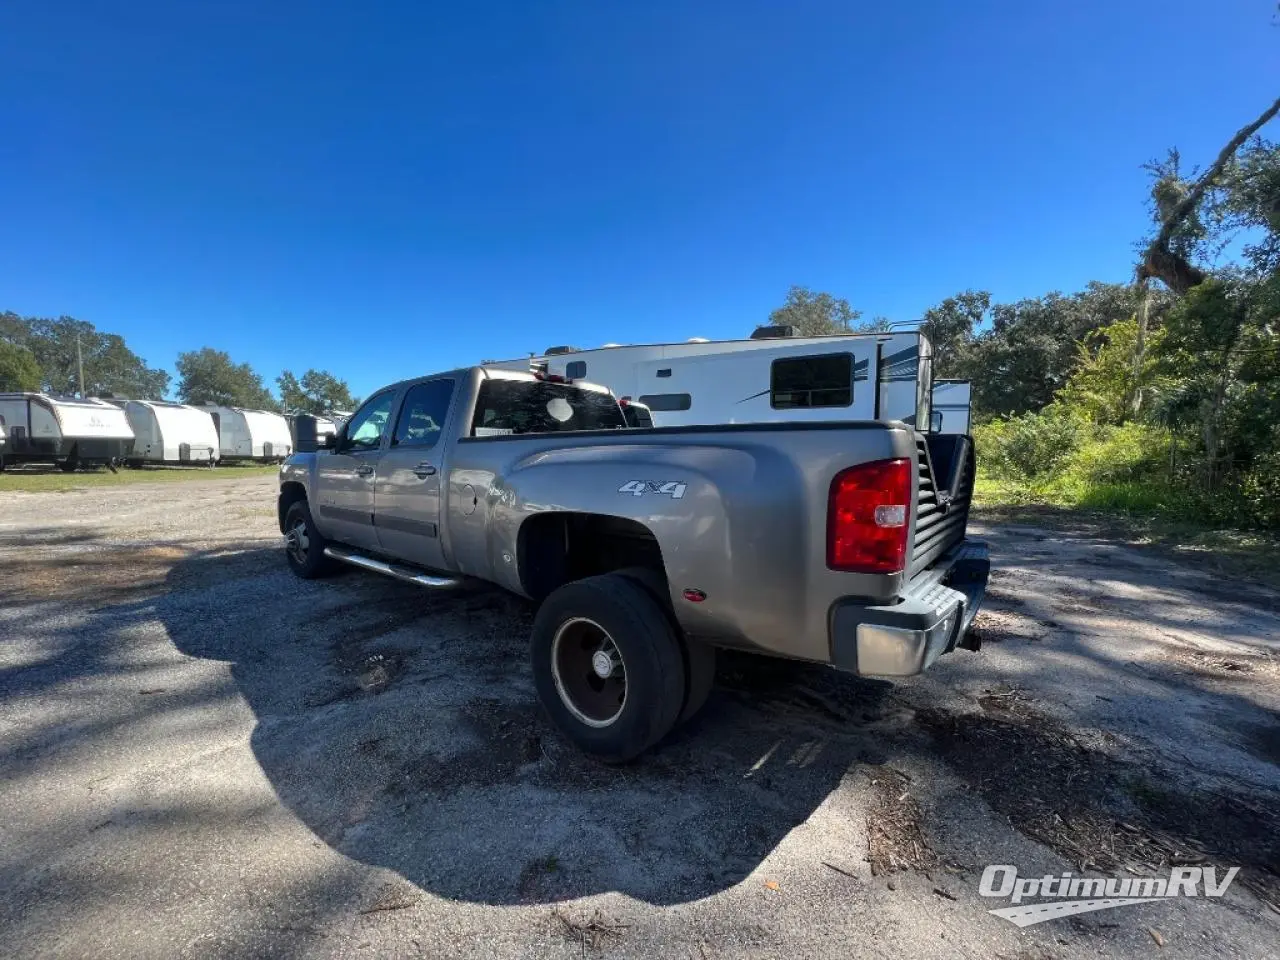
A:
146;540;1280;911
156;545;903;906
7;530;1279;919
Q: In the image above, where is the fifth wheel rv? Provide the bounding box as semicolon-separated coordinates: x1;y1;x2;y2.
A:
485;327;942;431
931;380;973;435
0;394;135;470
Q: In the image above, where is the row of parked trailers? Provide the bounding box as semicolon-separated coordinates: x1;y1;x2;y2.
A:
0;393;338;470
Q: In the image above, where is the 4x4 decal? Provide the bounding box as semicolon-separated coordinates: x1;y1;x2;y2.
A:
618;480;688;500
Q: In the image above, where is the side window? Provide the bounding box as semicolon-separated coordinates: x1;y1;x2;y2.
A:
565;360;587;379
771;354;853;409
393;379;454;448
345;391;396;451
637;393;691;412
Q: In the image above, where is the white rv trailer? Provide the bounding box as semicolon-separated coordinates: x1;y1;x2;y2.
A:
117;400;220;465
485;329;935;429
931;380;972;435
0;393;135;470
196;404;293;461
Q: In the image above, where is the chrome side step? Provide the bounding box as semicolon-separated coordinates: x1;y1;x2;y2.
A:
323;546;460;589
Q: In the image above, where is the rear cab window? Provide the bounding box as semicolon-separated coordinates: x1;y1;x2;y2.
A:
470;379;626;436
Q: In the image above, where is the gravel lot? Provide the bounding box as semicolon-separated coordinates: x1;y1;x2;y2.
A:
2;475;1278;959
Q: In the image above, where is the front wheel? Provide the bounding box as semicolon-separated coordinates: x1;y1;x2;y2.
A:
283;500;337;579
531;573;687;763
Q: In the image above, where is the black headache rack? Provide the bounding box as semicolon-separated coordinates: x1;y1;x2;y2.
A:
910;433;975;578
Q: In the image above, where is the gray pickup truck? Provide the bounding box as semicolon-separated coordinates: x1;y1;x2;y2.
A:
278;366;988;761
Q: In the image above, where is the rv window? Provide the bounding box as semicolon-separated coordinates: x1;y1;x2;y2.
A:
565;361;587;379
393;379;454;448
345;390;396;450
770;354;853;409
638;393;691;412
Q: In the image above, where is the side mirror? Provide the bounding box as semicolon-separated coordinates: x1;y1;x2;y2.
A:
930;411;944;433
321;432;339;450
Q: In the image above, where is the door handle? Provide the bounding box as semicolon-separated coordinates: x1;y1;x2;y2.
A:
413;463;437;479
355;464;375;477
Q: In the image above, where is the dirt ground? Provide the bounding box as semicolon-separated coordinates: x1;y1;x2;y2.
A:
2;476;1278;959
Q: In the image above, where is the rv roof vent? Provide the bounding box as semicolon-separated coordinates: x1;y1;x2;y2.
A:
750;324;796;340
687;337;710;343
544;345;579;355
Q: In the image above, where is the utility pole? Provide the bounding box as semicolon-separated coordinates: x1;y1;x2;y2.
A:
76;335;86;398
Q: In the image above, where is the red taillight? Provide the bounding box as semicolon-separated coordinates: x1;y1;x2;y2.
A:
827;458;912;574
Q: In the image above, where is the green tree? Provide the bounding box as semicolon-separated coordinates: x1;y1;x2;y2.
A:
1152;274;1271;478
1;312;170;398
1057;317;1168;425
176;348;278;409
966;283;1148;418
0;340;42;391
277;369;358;415
918;290;989;378
0;311;28;344
1207;136;1280;276
1138;96;1280;295
766;286;864;336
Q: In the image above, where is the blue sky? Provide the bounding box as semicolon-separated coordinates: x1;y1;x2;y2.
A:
1;1;1275;399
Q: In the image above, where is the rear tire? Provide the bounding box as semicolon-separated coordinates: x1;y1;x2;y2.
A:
283;500;336;579
531;573;686;763
679;639;716;725
615;565;716;726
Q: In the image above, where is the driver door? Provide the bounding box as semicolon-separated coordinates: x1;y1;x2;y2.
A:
314;389;398;550
373;378;456;570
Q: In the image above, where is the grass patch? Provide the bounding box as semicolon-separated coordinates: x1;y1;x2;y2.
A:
974;474;1280;590
0;463;278;493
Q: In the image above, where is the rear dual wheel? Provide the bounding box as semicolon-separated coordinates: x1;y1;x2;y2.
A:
531;572;714;763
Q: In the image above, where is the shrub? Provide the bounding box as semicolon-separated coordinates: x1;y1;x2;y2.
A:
1233;450;1280;529
973;407;1085;481
1063;421;1169;485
